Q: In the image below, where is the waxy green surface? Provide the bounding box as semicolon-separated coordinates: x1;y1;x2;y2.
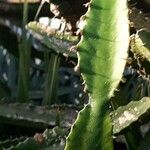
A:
65;0;129;150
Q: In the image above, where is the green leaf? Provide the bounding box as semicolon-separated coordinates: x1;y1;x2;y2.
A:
112;97;150;134
17;1;31;103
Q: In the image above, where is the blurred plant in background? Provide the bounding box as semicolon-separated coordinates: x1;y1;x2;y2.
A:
0;0;149;149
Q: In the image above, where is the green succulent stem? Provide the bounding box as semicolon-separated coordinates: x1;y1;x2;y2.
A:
65;0;129;149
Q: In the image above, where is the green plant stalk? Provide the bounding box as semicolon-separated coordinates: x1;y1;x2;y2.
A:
44;48;50;72
17;1;31;102
0;80;10;100
43;53;60;105
65;0;129;150
125;131;137;150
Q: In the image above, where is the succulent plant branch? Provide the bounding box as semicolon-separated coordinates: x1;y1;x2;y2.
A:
34;0;50;20
65;0;129;149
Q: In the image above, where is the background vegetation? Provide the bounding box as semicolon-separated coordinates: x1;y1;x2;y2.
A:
0;0;149;149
